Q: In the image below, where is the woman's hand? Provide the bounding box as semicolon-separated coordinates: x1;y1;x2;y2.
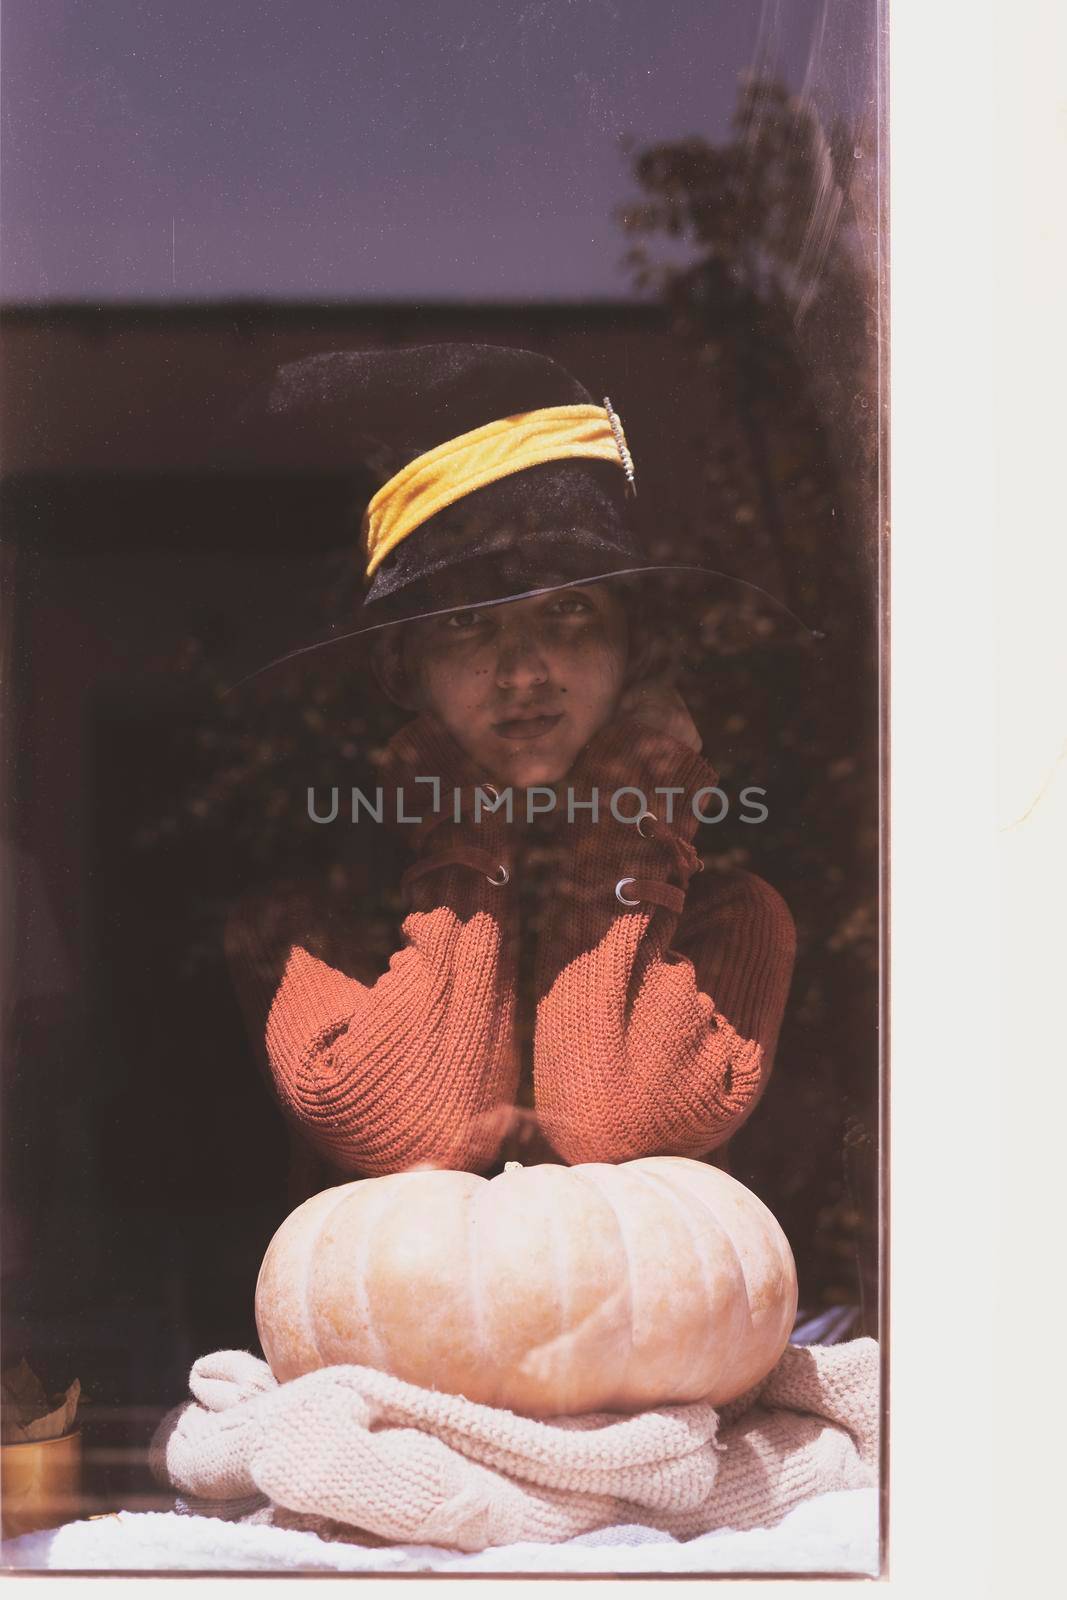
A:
617;676;702;753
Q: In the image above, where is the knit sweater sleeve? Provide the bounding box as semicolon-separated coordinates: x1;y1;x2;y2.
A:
223;715;520;1178
532;716;796;1164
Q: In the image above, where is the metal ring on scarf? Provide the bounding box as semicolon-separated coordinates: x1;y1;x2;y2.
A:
615;877;642;906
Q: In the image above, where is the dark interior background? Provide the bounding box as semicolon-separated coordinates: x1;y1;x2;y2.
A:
1;1;884;1416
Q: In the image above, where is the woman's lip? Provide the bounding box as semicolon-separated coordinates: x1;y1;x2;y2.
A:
491;713;564;742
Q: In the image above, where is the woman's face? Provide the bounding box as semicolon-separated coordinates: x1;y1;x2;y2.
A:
402;583;629;786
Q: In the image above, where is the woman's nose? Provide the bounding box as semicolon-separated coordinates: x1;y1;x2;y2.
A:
494;628;549;689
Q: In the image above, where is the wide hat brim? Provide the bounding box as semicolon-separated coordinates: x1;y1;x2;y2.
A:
222;537;823;696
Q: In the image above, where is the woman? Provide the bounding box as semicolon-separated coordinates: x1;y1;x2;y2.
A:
224;342;796;1199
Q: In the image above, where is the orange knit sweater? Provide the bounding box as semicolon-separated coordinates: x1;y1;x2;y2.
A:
224;713;796;1186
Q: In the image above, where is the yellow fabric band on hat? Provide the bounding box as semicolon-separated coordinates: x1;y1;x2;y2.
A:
362;403;629;579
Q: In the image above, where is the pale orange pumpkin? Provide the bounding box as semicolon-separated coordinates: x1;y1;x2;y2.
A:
254;1156;798;1417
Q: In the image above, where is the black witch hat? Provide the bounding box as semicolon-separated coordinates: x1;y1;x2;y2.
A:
224;341;819;691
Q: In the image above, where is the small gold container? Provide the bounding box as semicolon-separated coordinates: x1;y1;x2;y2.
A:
1;1429;83;1539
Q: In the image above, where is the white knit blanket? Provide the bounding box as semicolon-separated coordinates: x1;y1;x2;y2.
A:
2;1337;880;1573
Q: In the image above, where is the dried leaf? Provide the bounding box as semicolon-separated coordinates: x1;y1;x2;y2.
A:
22;1380;80;1442
1;1357;48;1420
0;1366;80;1442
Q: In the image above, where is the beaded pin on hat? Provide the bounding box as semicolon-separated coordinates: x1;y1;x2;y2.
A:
603;396;636;496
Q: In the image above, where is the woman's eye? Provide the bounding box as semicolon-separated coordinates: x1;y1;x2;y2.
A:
549;595;592;616
444;610;485;631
